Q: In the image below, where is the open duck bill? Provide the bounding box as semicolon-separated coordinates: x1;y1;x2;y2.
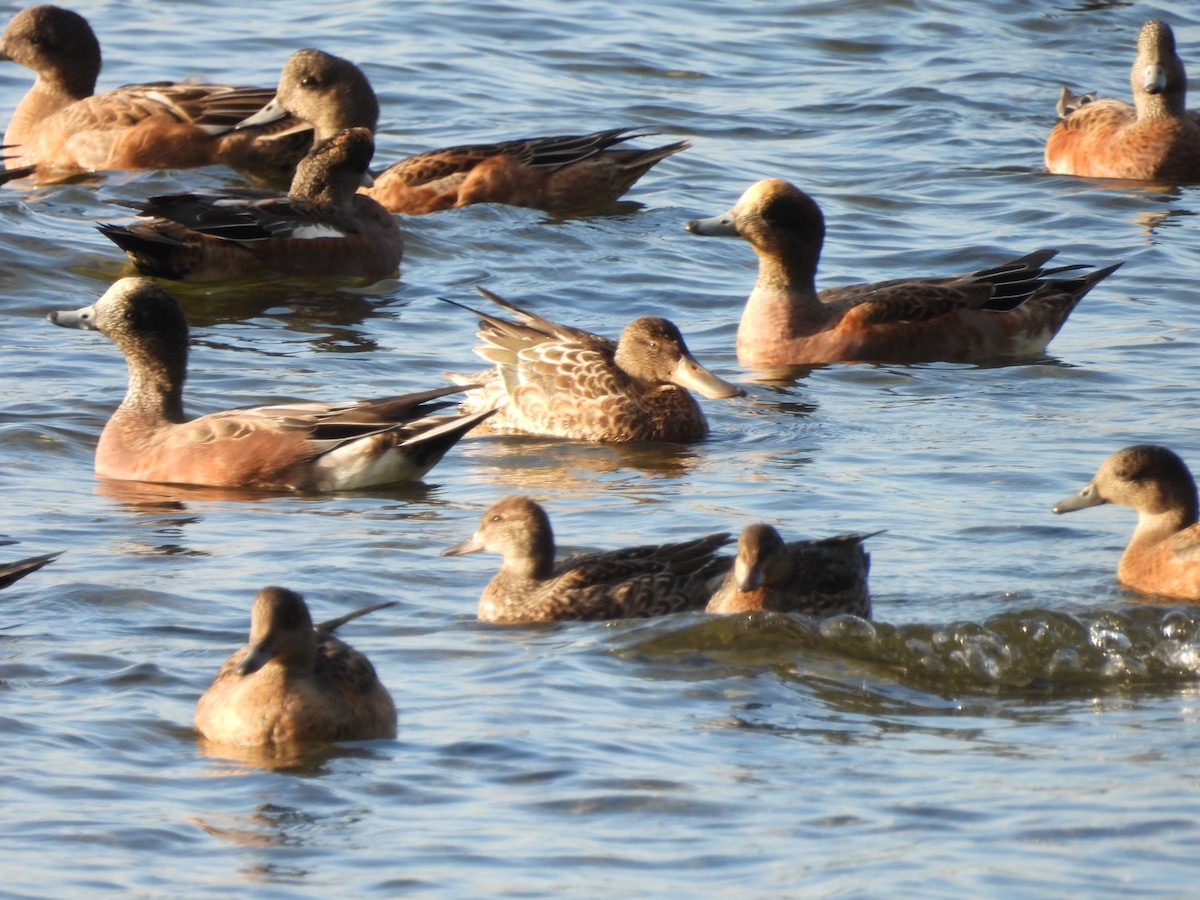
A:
1052;482;1109;514
670;353;745;399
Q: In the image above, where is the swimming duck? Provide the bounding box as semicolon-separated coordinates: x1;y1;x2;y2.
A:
686;178;1123;368
442;495;732;623
705;524;875;617
97;127;401;281
195;586;397;746
1045;20;1200;182
0;549;61;589
238;48;689;214
443;287;744;442
1053;445;1200;601
0;5;311;183
48;278;492;490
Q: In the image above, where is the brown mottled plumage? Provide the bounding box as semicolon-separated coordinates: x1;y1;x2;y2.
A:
705;524;875;617
442;495;733;623
1045;20;1200;182
97;127;401;282
1053;445;1200;602
686;179;1122;368
0;5;312;183
237;48;689;213
443;288;744;442
0;550;61;589
48;278;493;490
195;587;397;747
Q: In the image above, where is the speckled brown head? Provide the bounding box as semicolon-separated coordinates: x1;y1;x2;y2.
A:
442;495;556;579
733;522;789;591
614;316;744;399
238;586;318;676
244;48;380;140
1132;20;1187;115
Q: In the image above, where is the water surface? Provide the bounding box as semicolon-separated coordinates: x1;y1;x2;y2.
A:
3;0;1200;895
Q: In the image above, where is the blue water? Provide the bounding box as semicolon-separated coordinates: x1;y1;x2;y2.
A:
3;0;1200;895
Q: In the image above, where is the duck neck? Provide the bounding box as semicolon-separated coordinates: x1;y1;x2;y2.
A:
118;346;186;424
762;549;794;587
745;244;825;331
288;166;357;209
502;522;556;581
1137;89;1186;120
6;70;93;147
1128;500;1198;553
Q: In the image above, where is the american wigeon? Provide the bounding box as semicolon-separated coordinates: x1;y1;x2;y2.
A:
97;127;402;282
1046;20;1200;182
239;48;690;214
442;495;732;623
47;278;493;490
705;524;875;617
1053;445;1200;602
0;549;61;589
686;179;1123;368
0;5;312;183
195;586;397;746
443;287;744;442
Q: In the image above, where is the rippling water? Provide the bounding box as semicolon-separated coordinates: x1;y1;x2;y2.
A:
3;0;1200;895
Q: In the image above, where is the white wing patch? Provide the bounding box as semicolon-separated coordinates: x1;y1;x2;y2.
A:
290;223;348;239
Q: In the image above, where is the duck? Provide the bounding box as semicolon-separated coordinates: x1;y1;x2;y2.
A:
97;127;402;282
47;277;493;490
685;179;1123;368
443;287;744;442
195;586;397;746
0;549;61;589
705;524;875;617
1053;445;1200;602
442;495;732;623
237;48;690;214
0;4;312;184
1045;20;1200;182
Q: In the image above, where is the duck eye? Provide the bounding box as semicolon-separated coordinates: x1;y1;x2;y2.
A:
490;514;503;523
647;340;658;349
300;76;317;88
